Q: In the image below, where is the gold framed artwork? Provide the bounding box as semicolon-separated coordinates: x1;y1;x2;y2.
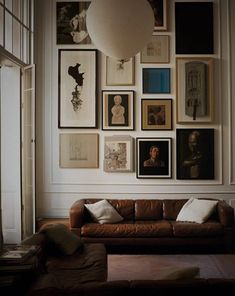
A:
176;57;213;123
141;99;172;130
59;133;99;168
106;57;135;86
141;35;170;64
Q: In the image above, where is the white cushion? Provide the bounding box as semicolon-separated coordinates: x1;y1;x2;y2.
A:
84;199;124;224
176;197;218;224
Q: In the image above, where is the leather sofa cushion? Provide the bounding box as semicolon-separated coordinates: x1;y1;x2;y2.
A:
171;221;223;237
135;200;162;220
81;220;173;238
163;199;188;220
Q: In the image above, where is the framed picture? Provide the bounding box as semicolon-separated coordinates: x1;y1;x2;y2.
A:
175;2;213;54
176;129;214;180
176;57;213;123
59;133;99;168
102;90;134;130
148;0;168;31
58;49;97;128
141;35;170;64
141;99;172;130
56;1;91;44
136;137;171;179
106;57;135;86
143;68;170;94
104;135;133;172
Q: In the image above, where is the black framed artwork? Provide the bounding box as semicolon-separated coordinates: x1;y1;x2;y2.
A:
176;129;214;180
175;2;214;54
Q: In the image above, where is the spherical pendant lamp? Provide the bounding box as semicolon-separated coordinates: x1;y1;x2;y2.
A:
86;0;155;61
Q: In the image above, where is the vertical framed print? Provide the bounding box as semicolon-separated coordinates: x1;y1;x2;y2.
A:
102;90;134;130
143;68;171;94
176;57;213;123
106;57;135;86
58;49;97;128
148;0;168;31
176;128;214;180
56;1;91;44
136;137;172;179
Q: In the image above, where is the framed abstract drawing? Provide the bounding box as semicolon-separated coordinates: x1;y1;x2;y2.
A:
148;0;168;31
104;135;133;172
106;56;135;86
176;57;213;123
141;99;172;130
143;68;171;94
136;137;172;179
59;133;99;168
56;1;91;44
176;128;214;180
58;49;97;128
102;90;134;130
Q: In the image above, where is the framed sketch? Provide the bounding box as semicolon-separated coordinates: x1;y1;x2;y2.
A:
104;135;133;172
56;1;91;44
143;68;170;94
141;99;172;130
175;2;213;54
148;0;168;31
176;57;213;123
176;129;214;180
141;35;170;64
58;49;97;128
60;133;99;168
106;57;134;86
102;90;134;130
136;137;171;179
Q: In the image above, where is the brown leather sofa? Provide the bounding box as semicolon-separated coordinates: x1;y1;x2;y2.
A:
70;198;235;253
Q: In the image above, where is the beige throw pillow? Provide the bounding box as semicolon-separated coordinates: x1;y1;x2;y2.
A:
84;199;124;224
176;197;218;223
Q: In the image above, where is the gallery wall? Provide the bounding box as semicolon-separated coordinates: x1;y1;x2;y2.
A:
35;0;235;218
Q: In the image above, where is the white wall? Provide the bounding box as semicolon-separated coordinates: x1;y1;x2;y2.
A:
35;0;235;218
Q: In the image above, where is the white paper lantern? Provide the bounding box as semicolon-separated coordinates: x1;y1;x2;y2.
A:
86;0;154;61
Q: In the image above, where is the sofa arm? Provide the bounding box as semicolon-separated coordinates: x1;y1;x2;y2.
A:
217;201;234;226
70;199;86;228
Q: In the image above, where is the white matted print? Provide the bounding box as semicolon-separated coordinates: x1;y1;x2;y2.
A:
60;133;99;168
104;136;133;172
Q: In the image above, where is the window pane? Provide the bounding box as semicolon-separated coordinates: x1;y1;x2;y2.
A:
13;0;21;20
23;0;29;27
13;18;21;59
5;11;12;53
0;6;3;46
5;0;12;11
23;27;29;64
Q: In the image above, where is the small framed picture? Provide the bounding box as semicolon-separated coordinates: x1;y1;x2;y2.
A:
141;99;172;130
106;57;135;86
59;133;99;168
176;129;214;180
148;0;168;31
56;1;91;44
141;35;170;64
104;135;133;172
176;57;213;123
58;49;97;128
102;90;134;130
143;68;171;94
136;137;172;179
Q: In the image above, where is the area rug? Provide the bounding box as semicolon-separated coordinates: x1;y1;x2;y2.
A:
107;254;235;281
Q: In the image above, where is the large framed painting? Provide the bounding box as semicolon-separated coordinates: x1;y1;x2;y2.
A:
136;137;172;179
104;135;133;172
176;57;213;123
102;90;134;130
176;128;214;180
175;2;214;54
60;133;99;168
143;68;171;94
56;1;91;44
58;49;97;128
148;0;168;31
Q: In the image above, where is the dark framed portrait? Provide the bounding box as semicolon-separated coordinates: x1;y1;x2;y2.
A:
176;129;214;180
136;137;172;179
102;90;134;130
56;1;91;44
148;0;168;31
